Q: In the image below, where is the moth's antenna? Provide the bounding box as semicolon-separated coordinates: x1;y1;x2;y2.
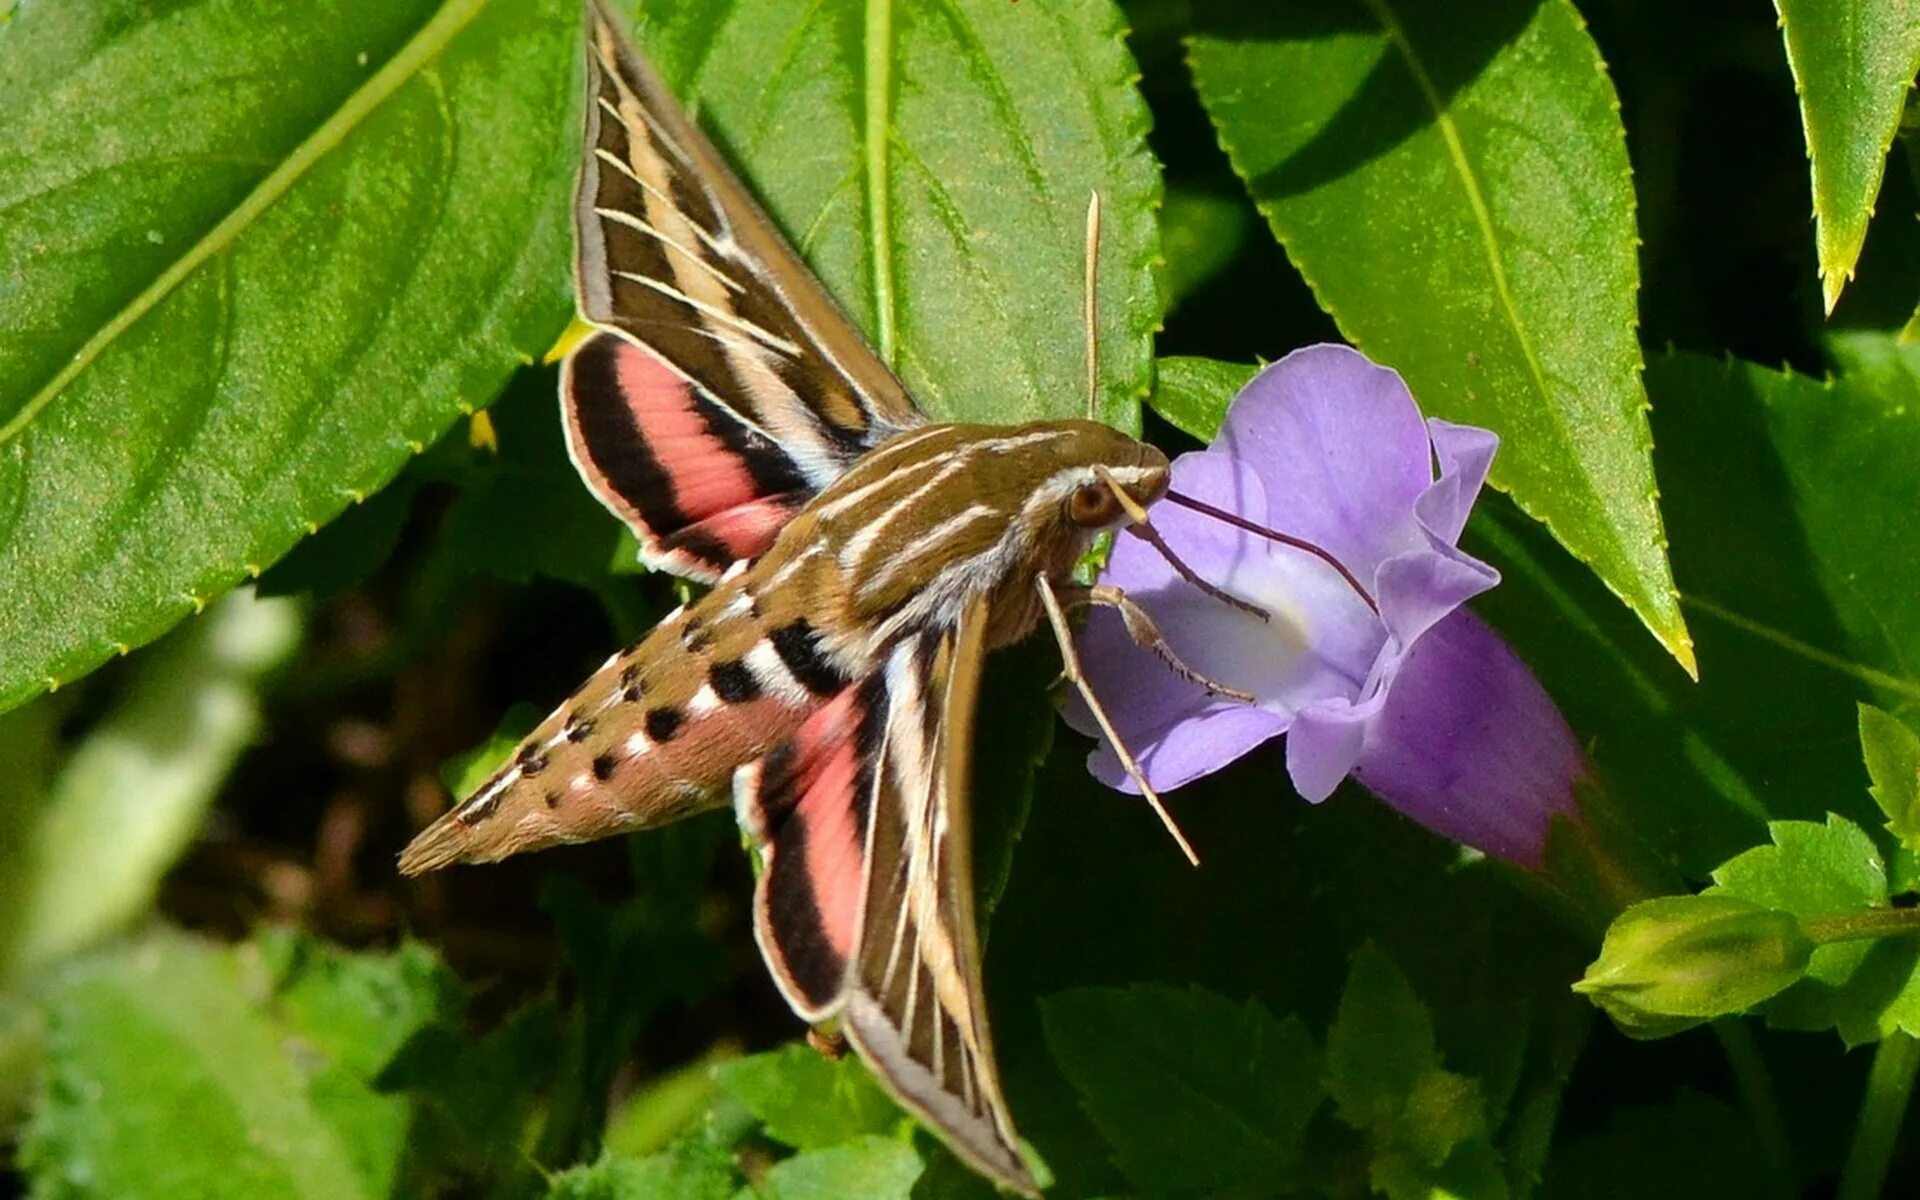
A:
1084;190;1102;421
1036;574;1199;867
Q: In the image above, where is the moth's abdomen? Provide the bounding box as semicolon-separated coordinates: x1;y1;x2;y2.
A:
398;582;843;873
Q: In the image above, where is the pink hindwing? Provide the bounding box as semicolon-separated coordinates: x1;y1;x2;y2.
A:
563;332;811;580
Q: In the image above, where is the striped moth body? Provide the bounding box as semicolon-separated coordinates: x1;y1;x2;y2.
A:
399;4;1169;1192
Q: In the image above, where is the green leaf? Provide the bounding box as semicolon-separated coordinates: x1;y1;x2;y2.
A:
603;1050;733;1159
538;823;732;1167
1775;0;1920;311
1326;944;1504;1200
376;996;564;1191
630;0;1162;430
1711;816;1890;919
260;932;463;1081
1325;943;1446;1128
714;1044;902;1153
0;590;301;981
1040;984;1323;1194
435;366;632;590
1708;815;1920;1044
1861;704;1920;850
23;931;450;1200
1158;186;1252;311
0;0;580;713
1763;336;1920;711
1148;356;1258;443
755;1137;924;1200
548;1140;739;1200
1652;347;1920;726
1466;345;1920;878
1188;0;1690;671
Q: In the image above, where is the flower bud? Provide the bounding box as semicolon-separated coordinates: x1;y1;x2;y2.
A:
1573;895;1813;1038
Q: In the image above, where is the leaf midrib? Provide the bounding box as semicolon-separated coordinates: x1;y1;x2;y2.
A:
1358;0;1553;419
863;0;896;363
0;0;491;450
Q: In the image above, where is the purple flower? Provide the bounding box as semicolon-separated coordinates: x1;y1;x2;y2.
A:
1067;345;1585;867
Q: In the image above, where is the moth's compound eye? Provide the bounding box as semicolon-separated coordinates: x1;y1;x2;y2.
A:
1067;481;1123;528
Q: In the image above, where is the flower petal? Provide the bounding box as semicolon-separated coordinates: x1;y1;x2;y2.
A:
1374;547;1500;655
1286;705;1371;802
1349;610;1585;867
1218;345;1435;579
1086;703;1291;794
1416;419;1499;544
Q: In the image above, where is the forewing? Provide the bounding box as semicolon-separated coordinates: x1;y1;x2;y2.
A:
734;600;1034;1195
847;604;1032;1192
569;0;923;581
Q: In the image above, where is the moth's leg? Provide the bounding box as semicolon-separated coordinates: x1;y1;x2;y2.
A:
1037;574;1200;867
1057;584;1255;704
808;1025;849;1061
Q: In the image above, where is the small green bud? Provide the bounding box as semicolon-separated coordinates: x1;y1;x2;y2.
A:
1573;895;1813;1039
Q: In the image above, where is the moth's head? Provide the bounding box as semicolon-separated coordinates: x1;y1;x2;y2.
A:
1012;419;1170;537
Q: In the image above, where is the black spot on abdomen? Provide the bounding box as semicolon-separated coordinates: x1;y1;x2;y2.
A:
646;707;686;743
708;658;761;703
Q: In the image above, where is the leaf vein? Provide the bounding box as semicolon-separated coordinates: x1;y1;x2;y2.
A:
862;0;896;363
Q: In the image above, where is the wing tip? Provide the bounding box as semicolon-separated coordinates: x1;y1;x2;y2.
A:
841;993;1038;1197
397;817;471;876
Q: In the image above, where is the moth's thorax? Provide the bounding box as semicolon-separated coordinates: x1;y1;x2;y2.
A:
744;419;1168;663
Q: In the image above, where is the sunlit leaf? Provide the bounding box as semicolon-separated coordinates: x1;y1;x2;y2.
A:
1709;816;1920;1045
547;1139;738;1200
714;1044;901;1153
1774;0;1920;311
1188;0;1691;671
0;0;581;712
1861;703;1920;851
755;1136;923;1200
627;0;1162;429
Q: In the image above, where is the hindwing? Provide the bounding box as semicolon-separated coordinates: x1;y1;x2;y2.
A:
567;0;924;582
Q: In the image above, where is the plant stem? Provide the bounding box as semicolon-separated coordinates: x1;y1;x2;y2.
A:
1803;907;1920;944
1838;1032;1920;1200
1713;1019;1796;1200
